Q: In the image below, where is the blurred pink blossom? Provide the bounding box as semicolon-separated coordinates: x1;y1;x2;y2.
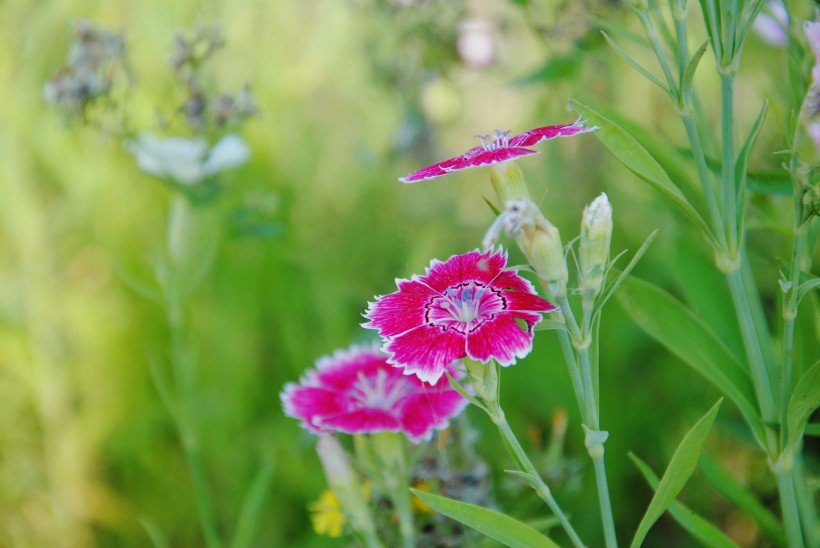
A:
752;1;789;47
281;344;467;442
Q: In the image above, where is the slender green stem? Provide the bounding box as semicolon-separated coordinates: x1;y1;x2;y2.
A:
167;299;222;548
556;320;587;418
681;114;726;247
780;223;804;450
793;451;819;548
721;73;738;255
673;12;688;86
776;468;806;548
592;454;618;548
487;402;585;548
726;268;777;451
579;297;617;548
374;433;414;548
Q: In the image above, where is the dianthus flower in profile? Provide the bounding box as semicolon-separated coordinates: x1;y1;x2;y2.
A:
363;249;556;383
398;120;595;183
281;344;467;443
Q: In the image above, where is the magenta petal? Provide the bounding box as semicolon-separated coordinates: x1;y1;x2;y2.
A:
384;326;466;383
503;290;556;314
444;147;538;171
421;249;506;291
400;390;470;442
363;278;437;338
399;162;451;183
509;120;596;147
282;385;346;432
318;408;401;434
466;314;534;366
399;148;537;183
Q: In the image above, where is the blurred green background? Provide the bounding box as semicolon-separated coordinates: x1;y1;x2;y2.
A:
1;0;814;545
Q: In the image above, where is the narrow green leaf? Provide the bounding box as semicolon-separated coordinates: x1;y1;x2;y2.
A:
601;31;672;96
230;461;275;548
680;41;709;105
735;0;769;55
699;452;785;545
798;277;820;303
533;320;569;332
596;230;657;315
734;101;768;235
410;489;559;548
483;196;501;215
631;454;739;548
616;276;765;446
571;100;713;242
140;519;170;548
787;360;820;449
630;400;723;548
697;0;722;60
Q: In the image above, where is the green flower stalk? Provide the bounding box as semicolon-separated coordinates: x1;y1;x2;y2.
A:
370;432;415;548
316;434;382;548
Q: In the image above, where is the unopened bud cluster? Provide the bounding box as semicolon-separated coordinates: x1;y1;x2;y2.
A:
171;26;258;132
579;193;613;296
43;20;128;118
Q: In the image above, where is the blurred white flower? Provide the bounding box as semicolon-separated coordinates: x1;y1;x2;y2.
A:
126;133;250;185
457;19;495;69
752;1;789;47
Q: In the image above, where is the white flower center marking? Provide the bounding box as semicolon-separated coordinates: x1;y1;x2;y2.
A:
352;369;411;410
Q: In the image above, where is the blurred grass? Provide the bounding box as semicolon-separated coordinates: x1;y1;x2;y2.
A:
0;0;813;545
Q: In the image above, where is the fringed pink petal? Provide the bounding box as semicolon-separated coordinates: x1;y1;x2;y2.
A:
399;148;537;183
509;120;596;147
503;291;556;314
421;249;506;291
317;408;402;435
400;389;470;442
313;346;385;390
384;326;466;383
281;385;347;433
362;278;437;337
466;314;534;366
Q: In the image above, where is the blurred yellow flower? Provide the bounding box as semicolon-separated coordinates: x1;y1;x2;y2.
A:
309;489;345;538
411;481;435;514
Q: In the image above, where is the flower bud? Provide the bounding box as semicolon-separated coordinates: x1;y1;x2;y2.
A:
316;434;377;539
486;200;568;297
579;193;613;296
489;161;530;204
524;218;568;294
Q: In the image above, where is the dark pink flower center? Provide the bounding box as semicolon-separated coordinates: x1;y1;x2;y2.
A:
475;129;511;151
425;281;506;335
350;369;413;410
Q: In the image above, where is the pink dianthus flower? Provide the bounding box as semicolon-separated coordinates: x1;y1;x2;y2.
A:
364;248;556;383
398;120;595;183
